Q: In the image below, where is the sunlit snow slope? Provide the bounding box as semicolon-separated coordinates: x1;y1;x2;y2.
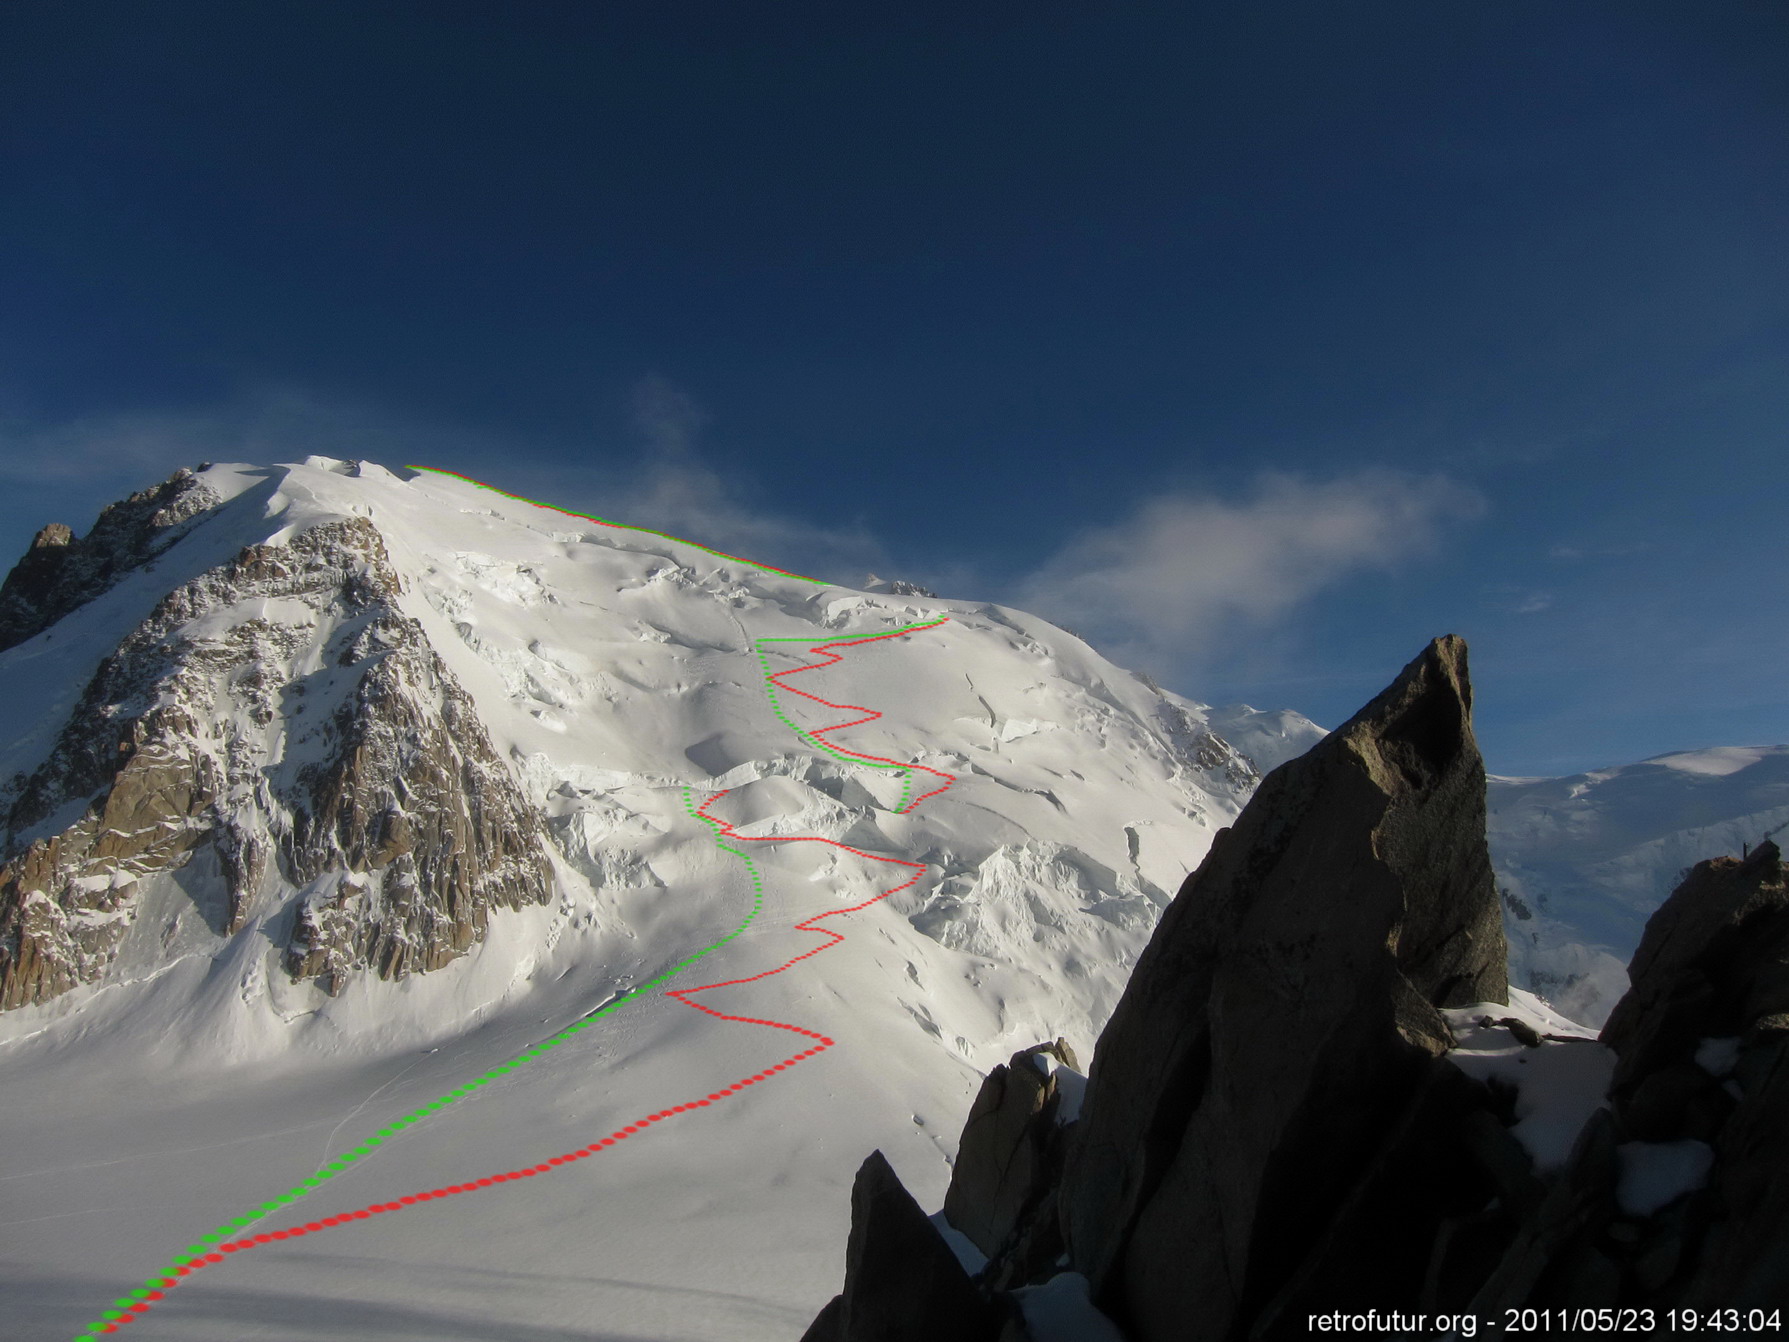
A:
0;459;1271;1341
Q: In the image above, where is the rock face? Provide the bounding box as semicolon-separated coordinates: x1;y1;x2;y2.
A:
1155;699;1260;793
0;467;222;655
1059;635;1505;1340
1598;842;1789;1307
943;1039;1079;1289
804;635;1789;1338
0;480;552;1010
801;1150;1007;1342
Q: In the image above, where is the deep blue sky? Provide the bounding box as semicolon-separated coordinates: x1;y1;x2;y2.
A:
2;0;1784;776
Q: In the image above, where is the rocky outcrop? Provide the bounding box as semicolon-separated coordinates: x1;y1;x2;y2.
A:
801;1150;1010;1342
0;504;552;1010
281;599;554;993
862;575;940;598
801;635;1513;1339
1155;701;1259;792
0;466;222;654
943;1039;1079;1289
800;636;1789;1339
1058;635;1504;1340
1601;843;1787;1134
1598;842;1788;1307
1444;844;1789;1319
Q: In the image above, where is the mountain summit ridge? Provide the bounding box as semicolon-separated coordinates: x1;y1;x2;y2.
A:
0;458;1289;1048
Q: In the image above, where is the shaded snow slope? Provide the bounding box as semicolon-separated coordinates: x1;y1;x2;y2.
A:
0;457;1268;1340
1202;702;1327;775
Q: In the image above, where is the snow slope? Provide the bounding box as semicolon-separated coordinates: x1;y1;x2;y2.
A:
1487;747;1789;1028
0;459;1269;1341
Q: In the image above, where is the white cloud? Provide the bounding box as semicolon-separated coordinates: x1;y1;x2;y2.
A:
1013;470;1484;672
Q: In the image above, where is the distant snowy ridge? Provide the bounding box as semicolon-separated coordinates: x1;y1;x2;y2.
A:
1488;744;1789;1025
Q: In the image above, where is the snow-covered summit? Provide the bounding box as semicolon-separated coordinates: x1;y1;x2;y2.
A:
0;457;1289;1339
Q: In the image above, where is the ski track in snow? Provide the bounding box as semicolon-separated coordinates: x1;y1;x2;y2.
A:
78;620;954;1338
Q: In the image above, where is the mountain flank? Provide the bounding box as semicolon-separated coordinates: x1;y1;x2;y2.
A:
0;476;553;1008
803;638;1789;1339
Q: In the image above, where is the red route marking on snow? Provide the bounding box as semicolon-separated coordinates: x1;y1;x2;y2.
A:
94;621;954;1333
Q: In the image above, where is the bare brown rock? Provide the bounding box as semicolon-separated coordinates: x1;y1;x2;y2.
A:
943;1039;1078;1278
281;607;553;993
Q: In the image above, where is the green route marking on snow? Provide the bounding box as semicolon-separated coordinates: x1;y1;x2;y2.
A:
755;621;950;816
74;792;765;1339
72;479;947;1339
405;465;830;585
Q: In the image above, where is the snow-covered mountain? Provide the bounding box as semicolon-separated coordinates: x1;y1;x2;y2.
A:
1488;746;1789;1026
0;458;1283;1341
2;456;1773;1339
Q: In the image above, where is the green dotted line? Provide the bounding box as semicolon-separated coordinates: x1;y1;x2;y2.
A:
75;790;762;1340
77;618;931;1339
406;465;830;586
755;623;938;815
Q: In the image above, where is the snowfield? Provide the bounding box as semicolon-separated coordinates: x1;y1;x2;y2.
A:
1489;745;1789;1025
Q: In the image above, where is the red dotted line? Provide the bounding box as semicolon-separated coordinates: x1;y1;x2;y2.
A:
97;622;955;1333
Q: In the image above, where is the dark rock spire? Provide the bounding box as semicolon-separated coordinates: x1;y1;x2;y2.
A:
1059;636;1505;1339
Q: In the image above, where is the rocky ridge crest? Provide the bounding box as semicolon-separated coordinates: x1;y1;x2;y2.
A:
0;466;223;656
